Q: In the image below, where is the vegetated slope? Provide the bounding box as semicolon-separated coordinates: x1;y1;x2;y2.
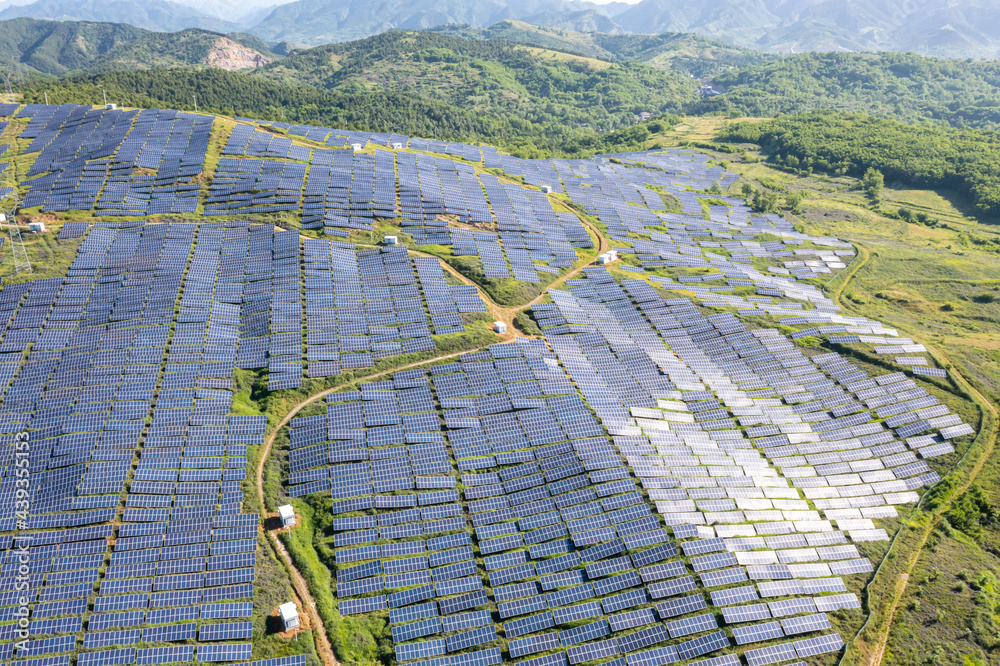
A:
249;30;695;133
723;110;1000;219
22;68;673;156
0;0;244;33
431;21;771;77
83;28;277;72
687;51;1000;130
0;17;147;75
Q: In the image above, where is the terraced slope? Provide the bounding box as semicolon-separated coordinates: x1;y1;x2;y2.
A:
0;101;981;666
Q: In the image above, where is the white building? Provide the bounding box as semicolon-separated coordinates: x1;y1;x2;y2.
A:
597;250;618;265
278;602;299;631
493;322;507;334
28;222;45;233
383;236;398;245
278;505;295;528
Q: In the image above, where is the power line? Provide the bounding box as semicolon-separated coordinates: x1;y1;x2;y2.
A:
1;191;31;275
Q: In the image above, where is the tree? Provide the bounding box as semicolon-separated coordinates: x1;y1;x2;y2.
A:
862;167;884;201
784;190;805;215
750;189;779;213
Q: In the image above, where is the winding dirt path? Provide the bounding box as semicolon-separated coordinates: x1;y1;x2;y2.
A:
411;215;609;337
256;346;507;666
257;208;610;666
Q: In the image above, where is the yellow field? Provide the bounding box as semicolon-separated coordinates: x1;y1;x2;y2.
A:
518;46;612;70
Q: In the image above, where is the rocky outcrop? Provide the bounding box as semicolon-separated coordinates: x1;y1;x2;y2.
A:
206;36;273;71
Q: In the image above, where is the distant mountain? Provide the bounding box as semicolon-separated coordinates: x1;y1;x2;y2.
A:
167;0;297;25
248;0;627;45
611;0;1000;58
431;20;770;77
248;0;1000;58
0;18;275;74
0;0;245;33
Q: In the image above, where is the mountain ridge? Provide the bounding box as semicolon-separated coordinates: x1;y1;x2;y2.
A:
247;0;1000;58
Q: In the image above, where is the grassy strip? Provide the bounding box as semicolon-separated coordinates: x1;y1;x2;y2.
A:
280;496;393;666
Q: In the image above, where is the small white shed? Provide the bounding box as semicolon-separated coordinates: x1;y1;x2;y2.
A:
493;322;507;334
278;505;295;528
391;142;403;150
597;251;618;265
28;222;45;233
540;185;553;194
351;143;363;151
278;602;299;631
384;235;398;245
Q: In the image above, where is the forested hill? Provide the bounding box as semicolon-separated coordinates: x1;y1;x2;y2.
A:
687;51;1000;131
83;29;276;73
248;30;697;133
0;17;145;75
429;21;771;77
0;18;276;75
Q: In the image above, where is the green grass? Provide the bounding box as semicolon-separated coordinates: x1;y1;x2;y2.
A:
514;310;542;336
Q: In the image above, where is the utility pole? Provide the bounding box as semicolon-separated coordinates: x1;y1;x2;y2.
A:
102;89;107;106
193;94;197;112
44;91;48;105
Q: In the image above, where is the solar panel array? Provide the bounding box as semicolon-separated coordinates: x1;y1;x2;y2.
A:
20;106;211;216
0;219;274;666
287;322;920;664
215;120;592;278
265;125;972;666
0;102;970;666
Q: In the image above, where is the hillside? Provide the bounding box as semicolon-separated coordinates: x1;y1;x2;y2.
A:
1;97;997;666
431;21;771;76
249;30;696;132
0;18;276;74
84;28;276;72
0;17;146;75
686;51;1000;130
23;67;674;156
